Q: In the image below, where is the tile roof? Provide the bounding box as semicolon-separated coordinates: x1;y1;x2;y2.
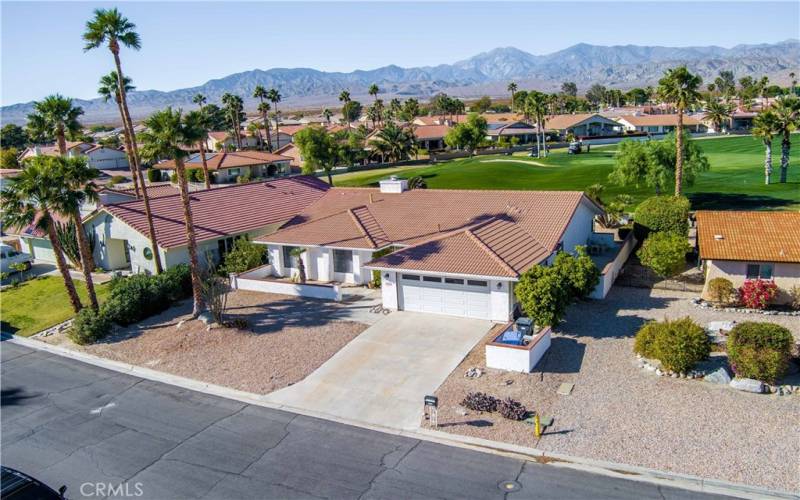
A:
259;188;599;277
154;151;292;171
696;211;800;263
100;176;330;249
11;211;70;239
544;113;615;130
413;124;451;140
616;114;702;126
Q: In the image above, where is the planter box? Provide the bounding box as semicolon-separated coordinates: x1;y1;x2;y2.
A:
485;325;551;373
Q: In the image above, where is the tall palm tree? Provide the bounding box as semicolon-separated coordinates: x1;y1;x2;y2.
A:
369;122;415;163
83;7;162;274
266;88;282;149
1;157;83;313
27;94;84;155
322;108;333;125
57;157;101;310
192;93;207;110
657;66;703;195
98;71;140;197
368;84;379;102
772;96;800;183
139;108;205;316
526;92;549;157
184;110;212;189
221;93;243;149
704;100;734;133
339;90;352;129
253;86;273;151
752;110;781;185
507;82;518;113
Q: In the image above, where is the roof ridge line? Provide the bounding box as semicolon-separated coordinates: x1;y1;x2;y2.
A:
348;207;377;248
465;222;518;276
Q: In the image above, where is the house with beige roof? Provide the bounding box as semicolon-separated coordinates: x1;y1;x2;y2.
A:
19;141;130;170
247;178;629;321
697;211;800;305
153;151;293;183
544;113;622;139
615;114;707;134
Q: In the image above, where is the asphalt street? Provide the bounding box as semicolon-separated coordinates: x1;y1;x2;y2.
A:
1;341;734;500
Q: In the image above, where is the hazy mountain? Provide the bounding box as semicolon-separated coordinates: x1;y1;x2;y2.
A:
3;40;798;125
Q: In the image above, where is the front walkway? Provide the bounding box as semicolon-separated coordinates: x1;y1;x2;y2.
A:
264;311;492;430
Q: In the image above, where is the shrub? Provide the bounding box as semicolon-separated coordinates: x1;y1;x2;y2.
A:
552;247;601;299
633;195;690;238
69;308;111;345
101;267;191;325
222;239;266;274
789;285;800;311
498;398;528;421
407;176;427;189
107;175;126;187
170;173;178;183
637;232;690;278
187;168;205;183
514;265;571;327
157;264;193;301
147;168;162;182
738;279;778;309
727;322;793;383
633;321;661;359
236;173;252;184
707;277;736;305
651;317;710;373
461;392;499;412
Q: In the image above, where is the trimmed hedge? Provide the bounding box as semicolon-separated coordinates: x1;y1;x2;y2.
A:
102;265;192;326
634;195;690;238
633;317;710;373
727;322;794;383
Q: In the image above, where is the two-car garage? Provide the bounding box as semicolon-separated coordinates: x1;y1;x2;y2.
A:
397;273;493;320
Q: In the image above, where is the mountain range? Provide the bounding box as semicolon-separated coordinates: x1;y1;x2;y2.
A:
2;40;798;125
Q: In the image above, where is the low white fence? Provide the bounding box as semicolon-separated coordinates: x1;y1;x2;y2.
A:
485;326;552;373
230;264;341;301
590;232;637;299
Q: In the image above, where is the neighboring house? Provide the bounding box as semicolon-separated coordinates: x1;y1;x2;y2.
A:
153;151;293;183
413;124;451;151
730;110;757;130
0;169;22;191
81;176;330;274
544;114;622;139
485;120;539;144
255;179;615;321
206;131;262;151
697;211;800;305
18;141;129;170
615;114;707;134
274;143;304;172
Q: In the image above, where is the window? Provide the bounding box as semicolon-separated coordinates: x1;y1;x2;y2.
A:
401;274;420;281
228;168;240;178
423;276;442;283
123;241;131;263
282;246;299;268
467;280;488;287
445;278;464;285
746;263;773;279
333;249;353;273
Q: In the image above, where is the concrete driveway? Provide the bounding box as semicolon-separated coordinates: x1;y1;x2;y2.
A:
264;311;492;430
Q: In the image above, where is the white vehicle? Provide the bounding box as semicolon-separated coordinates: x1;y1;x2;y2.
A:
0;244;33;274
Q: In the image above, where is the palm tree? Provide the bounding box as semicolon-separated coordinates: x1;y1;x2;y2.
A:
84;7;162;274
1;157;83;313
98;71;140;197
266;88;282;149
221;93;243;149
752;110;781;185
657;66;703;195
192;93;207;110
339;90;352;129
139;108;205;316
704;100;734;133
57;156;101;310
184;110;212;189
27;95;84;155
368;84;379;102
252;85;274;151
290;247;307;283
369;122;415;163
507;82;518;112
790;72;797;95
772;96;800;183
322;108;333;125
526;92;548;157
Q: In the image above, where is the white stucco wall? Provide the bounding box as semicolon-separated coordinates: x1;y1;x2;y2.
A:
87;148;129;169
266;244;371;284
22;237;56;264
702;259;800;305
559;200;599;254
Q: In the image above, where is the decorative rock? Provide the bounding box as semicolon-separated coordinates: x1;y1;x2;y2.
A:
176;319;186;330
197;311;214;325
704;367;732;385
729;378;766;394
465;367;483;379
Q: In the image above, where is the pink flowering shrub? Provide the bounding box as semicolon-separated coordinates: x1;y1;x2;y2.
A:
738;279;778;310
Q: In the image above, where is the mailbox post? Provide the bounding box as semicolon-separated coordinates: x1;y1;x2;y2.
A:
424;395;438;427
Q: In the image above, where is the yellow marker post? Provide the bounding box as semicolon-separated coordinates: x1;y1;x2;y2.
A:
534;414;541;438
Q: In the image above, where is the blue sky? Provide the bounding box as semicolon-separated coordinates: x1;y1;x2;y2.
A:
2;1;798;105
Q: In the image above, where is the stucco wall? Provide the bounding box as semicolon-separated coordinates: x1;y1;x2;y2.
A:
703;259;800;305
559;200;598;254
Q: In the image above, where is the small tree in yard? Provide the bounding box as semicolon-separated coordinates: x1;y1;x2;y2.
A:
514;266;570;327
637;232;690;278
633;195;690;237
552;247;601;299
738;279;778;310
222;238;266;275
201;257;229;324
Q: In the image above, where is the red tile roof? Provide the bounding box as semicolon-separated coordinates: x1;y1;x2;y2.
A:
697;211;800;263
154;151;292;171
413;124;451;140
100;176;330;249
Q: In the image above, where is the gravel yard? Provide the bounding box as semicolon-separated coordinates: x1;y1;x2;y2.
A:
39;290;368;394
431;287;800;492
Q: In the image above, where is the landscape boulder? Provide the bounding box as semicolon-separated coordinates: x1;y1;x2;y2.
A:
703;367;732;385
729;378;766;394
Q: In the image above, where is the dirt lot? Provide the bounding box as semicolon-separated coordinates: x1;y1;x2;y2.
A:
431;287;800;492
40;290;368;394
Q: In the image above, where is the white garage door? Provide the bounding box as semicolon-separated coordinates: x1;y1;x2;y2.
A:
399;274;491;319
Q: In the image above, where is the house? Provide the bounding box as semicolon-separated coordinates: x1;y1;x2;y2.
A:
615;114;707;134
730;110;758;130
696;211;800;305
413;124;451;151
18;142;129;170
80;176;330;274
205;131;262;151
153;151;293;184
253;179;619;321
485;120;539;144
273;143;304;172
544;114;622;139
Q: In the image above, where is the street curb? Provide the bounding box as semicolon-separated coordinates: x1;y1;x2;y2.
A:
3;334;796;500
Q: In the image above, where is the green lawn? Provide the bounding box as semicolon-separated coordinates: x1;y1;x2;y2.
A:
333;135;800;210
1;276;111;337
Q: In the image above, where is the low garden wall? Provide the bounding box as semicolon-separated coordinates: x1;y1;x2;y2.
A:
231;264;341;301
485;325;552;373
590;231;637;299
